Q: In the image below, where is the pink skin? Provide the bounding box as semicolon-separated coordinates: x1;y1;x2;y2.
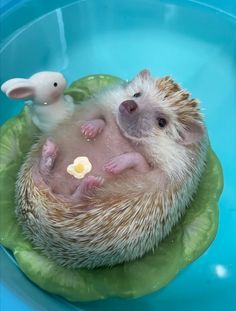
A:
80;119;105;139
37;122;149;202
39;139;58;175
80;119;150;175
104;152;150;175
38;138;104;199
71;175;104;201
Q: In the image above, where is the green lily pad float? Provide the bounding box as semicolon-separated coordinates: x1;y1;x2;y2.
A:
64;74;125;102
0;75;223;302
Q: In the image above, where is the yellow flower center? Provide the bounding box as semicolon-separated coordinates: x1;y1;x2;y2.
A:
74;163;85;173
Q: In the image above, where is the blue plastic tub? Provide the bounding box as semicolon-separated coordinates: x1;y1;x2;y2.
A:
0;0;235;310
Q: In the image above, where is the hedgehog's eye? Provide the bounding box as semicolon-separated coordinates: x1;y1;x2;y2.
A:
157;117;167;128
53;82;58;87
133;92;142;98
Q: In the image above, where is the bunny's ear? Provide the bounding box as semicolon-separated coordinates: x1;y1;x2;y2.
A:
1;78;34;99
7;84;35;99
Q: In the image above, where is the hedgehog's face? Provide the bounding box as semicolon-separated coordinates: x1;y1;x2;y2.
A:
117;70;204;148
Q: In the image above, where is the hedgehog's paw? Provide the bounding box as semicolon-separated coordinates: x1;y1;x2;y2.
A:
80;119;105;139
72;175;104;201
104;154;132;174
104;152;150;174
39;138;58;175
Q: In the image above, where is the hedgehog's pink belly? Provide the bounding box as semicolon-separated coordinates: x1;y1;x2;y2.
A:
43;129;134;196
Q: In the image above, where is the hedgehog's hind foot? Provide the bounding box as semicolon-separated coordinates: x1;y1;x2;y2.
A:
39;138;58;175
71;175;104;202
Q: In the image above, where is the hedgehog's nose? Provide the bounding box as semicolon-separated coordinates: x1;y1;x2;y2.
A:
119;100;138;114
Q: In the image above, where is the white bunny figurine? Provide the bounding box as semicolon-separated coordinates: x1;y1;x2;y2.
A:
1;71;75;132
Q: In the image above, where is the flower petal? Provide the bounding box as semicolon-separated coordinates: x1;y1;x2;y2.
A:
67;164;75;175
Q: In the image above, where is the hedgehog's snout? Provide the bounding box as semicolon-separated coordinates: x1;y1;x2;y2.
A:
119;100;138;115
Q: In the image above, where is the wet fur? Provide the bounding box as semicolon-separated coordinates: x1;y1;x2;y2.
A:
16;72;208;268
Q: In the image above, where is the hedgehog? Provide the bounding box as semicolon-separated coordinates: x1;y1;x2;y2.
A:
15;70;208;269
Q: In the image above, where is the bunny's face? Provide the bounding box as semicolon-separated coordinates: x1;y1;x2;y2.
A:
1;71;67;105
30;72;67;105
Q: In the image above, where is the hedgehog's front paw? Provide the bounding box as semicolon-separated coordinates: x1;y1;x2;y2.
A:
104;152;150;174
80;119;105;139
72;175;104;201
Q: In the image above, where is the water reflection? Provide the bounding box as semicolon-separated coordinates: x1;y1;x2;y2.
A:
215;264;229;278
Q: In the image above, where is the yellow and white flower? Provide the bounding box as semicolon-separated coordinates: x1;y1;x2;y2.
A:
67;156;92;179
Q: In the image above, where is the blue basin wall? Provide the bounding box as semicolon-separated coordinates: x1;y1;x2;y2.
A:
0;1;236;310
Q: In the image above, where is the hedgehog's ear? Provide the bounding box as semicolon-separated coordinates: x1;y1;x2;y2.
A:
131;69;151;82
178;120;204;145
138;69;151;79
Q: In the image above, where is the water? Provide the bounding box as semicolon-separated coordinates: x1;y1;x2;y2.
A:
0;0;236;310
